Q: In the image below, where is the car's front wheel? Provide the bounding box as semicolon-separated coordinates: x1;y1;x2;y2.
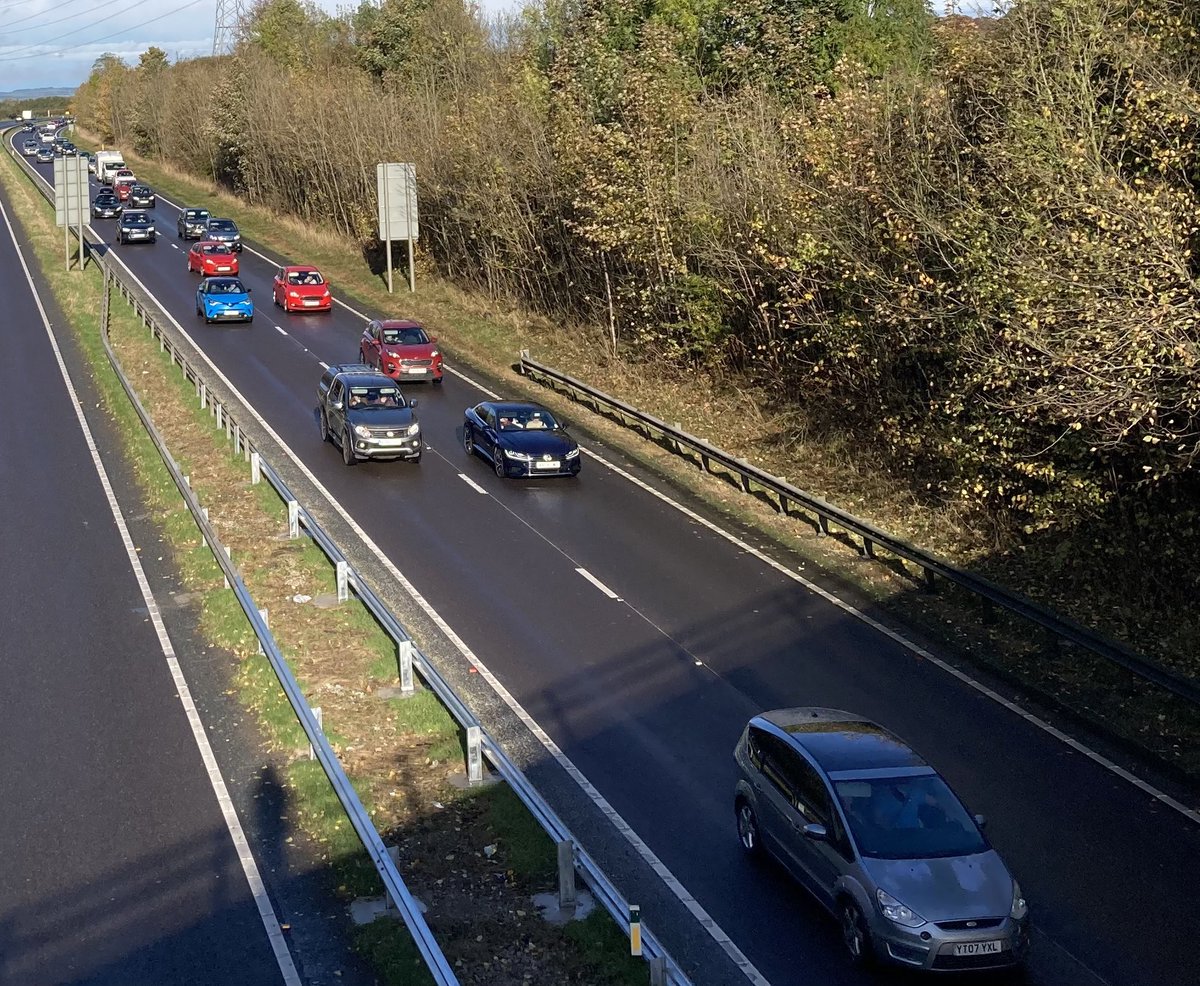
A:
735;799;762;856
493;447;507;478
341;429;356;467
839;899;873;968
318;409;331;443
462;425;473;456
432;376;443;387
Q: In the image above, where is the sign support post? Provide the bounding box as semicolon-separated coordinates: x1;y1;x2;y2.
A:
382;168;393;294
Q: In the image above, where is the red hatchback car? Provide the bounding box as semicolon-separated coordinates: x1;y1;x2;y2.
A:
272;265;332;313
187;240;240;277
360;319;444;384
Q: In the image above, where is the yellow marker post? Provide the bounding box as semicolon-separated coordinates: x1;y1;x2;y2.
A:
630;904;642;956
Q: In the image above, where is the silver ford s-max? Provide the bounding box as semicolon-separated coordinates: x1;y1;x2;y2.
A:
734;708;1030;972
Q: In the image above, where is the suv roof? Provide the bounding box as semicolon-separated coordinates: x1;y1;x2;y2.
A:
339;372;396;388
755;708;927;774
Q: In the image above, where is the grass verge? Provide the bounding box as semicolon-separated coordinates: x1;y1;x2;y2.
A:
2;136;648;984
70;130;1200;783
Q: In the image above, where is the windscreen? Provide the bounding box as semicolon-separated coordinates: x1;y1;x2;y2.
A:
835;774;987;859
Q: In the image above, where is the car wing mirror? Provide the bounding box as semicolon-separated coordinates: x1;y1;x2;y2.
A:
409;399;418;409
973;813;987;830
801;823;828;842
246;287;252;293
331;400;343;411
430;336;438;343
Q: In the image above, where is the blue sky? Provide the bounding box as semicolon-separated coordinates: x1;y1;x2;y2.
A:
0;0;978;93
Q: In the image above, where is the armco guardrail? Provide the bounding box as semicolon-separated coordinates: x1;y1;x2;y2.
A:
98;273;460;985
518;352;1200;709
5;131;690;986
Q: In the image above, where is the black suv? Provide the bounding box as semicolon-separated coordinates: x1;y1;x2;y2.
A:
117;210;157;244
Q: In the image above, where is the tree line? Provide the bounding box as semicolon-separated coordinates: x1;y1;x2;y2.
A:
72;0;1200;540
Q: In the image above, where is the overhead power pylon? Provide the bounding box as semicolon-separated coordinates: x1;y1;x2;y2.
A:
212;0;248;56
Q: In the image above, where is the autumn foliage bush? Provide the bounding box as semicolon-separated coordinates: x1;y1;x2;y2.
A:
72;0;1200;544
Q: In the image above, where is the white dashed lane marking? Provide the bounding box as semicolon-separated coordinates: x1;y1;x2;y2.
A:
458;473;488;495
576;567;619;599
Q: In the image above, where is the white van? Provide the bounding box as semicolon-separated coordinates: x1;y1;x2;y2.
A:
94;151;126;184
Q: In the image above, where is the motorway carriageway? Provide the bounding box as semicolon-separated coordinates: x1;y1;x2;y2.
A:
0;156;298;983
21;134;1200;986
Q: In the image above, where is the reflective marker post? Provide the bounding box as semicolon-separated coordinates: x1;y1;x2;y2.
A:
629;904;641;956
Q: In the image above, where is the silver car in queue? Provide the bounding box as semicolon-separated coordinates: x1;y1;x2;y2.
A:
733;708;1029;973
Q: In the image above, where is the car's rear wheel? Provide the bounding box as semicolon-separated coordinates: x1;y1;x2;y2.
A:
735;799;761;856
493;447;507;478
341;429;356;467
462;425;473;456
839;899;873;968
319;409;330;444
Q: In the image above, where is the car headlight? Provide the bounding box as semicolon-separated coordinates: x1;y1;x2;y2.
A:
406;422;420;436
288;291;300;298
354;425;371;439
565;448;580;459
430;349;440;359
876;889;926;928
1010;881;1027;921
385;362;396;372
505;449;532;461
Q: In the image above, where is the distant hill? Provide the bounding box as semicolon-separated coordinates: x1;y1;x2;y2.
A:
0;87;75;101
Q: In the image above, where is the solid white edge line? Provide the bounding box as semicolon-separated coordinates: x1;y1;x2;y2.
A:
38;172;770;984
0;191;300;984
33;134;1196;972
274;325;286;335
579;444;1200;827
457;473;488;495
576;567;619;599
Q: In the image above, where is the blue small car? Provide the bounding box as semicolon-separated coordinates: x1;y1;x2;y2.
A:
196;277;253;324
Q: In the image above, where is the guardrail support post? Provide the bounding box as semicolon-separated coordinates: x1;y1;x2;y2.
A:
648;956;666;985
861;536;876;560
257;608;268;655
199;381;206;409
336;560;349;602
384;845;401;911
466;725;483;786
309;706;322;760
215;402;223;430
817;515;830;537
223;546;231;589
287;500;299;539
251;451;261;485
556;840;576;912
232;422;240;454
397;639;415;694
922;567;937;593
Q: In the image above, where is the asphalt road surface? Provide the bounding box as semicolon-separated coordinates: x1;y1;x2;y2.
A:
0;160;294;985
15;132;1200;986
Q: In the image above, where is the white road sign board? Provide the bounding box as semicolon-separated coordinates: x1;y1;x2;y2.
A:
376;163;419;242
53;156;89;227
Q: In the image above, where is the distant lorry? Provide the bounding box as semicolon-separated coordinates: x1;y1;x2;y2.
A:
20;110;32;121
94;150;126;184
